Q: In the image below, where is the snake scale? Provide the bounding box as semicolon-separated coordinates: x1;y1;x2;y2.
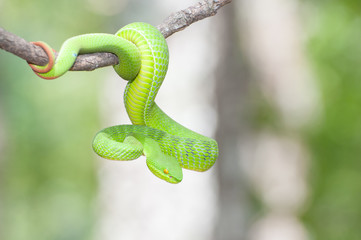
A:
28;22;218;183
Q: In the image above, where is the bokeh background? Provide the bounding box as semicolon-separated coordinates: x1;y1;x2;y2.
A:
1;0;360;239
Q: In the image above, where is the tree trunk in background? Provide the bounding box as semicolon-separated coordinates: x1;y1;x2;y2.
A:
214;5;250;240
238;0;315;238
214;1;317;239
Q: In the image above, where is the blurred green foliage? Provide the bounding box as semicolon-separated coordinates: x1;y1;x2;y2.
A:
0;1;166;239
0;0;114;239
303;1;361;239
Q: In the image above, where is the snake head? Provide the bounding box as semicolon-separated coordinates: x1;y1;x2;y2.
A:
142;137;183;184
146;154;183;184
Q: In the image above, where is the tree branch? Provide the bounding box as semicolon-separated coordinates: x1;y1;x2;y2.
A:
158;0;232;38
0;0;231;72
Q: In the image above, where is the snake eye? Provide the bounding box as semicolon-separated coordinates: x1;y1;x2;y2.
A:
163;169;169;174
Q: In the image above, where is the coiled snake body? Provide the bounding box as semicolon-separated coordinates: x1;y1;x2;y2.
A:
28;22;218;183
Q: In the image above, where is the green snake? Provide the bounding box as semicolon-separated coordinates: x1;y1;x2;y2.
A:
28;22;218;183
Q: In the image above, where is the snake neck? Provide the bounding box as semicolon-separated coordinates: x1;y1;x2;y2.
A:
145;103;213;142
118;22;169;125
